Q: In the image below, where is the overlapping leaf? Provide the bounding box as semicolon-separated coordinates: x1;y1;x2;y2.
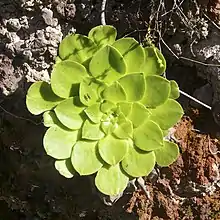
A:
71;140;103;175
98;135;129;165
121;143;156;177
26;81;64;115
112;38;145;73
95;164;129;196
89;45;126;84
55;159;75;178
141;47;166;76
88;25;117;47
43;126;78;159
59;34;97;62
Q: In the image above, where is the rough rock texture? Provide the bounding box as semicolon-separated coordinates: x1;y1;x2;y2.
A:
0;54;21;97
162;0;220;106
0;0;70;97
192;30;220;104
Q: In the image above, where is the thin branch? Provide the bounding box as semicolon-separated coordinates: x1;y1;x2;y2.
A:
203;13;220;31
161;0;184;17
179;56;220;67
0;105;42;125
179;90;212;110
101;0;107;25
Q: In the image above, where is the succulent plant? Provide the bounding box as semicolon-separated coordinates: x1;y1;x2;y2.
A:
26;25;184;196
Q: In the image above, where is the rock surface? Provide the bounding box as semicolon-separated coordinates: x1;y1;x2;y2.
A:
0;0;66;97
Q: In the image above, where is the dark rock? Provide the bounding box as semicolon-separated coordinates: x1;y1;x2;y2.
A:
7;18;21;32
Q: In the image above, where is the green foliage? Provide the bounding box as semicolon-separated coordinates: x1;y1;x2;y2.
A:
26;25;184;196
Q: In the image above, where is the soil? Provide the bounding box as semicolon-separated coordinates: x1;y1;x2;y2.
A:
0;0;220;219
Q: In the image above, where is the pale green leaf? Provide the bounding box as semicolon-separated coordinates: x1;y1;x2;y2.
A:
149;99;184;130
102;81;127;102
89;45;126;84
43;111;57;127
43;111;64;128
101;121;117;135
55;159;75;178
54;97;85;130
154;140;179;166
95;163;129;196
133;120;163;151
80;78;105;106
112;38;145;73
113;117;133;139
169;80;180;99
100;100;116;113
43;126;78;159
71;140;103;175
121;144;156;177
141;75;170;108
84;103;103;123
117;102;132;117
82;120;105;140
88;25;117;47
55;56;62;63
98;135;128;165
118;73;145;101
127;102;150;128
51;60;88;98
59;34;97;62
26;81;64;115
141;47;166;76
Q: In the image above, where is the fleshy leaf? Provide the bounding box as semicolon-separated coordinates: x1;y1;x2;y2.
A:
112;38;145;73
88;25;117;47
54;97;85;130
149;99;184;130
169;80;180;99
113;117;133;139
154;140;179;166
118;73;145;101
121;144;156;177
59;34;97;62
98;135;128;165
80;78;104;106
118;102;132;117
82;120;105;140
71;140;103;175
133;120;163;151
127;102;150;128
51;61;88;98
43;126;78;159
100;100;116;113
84;103;103;123
101;121;117;135
43;111;57;127
102;81;127;102
55;159;75;178
141;75;170;108
26;81;64;115
89;45;126;84
141;47;166;76
43;111;63;127
95;163;129;196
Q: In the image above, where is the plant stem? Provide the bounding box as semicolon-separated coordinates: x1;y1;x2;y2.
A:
179;89;212;110
101;0;107;25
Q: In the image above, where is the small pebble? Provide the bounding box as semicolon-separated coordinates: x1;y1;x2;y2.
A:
41;8;53;26
7;18;21;32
